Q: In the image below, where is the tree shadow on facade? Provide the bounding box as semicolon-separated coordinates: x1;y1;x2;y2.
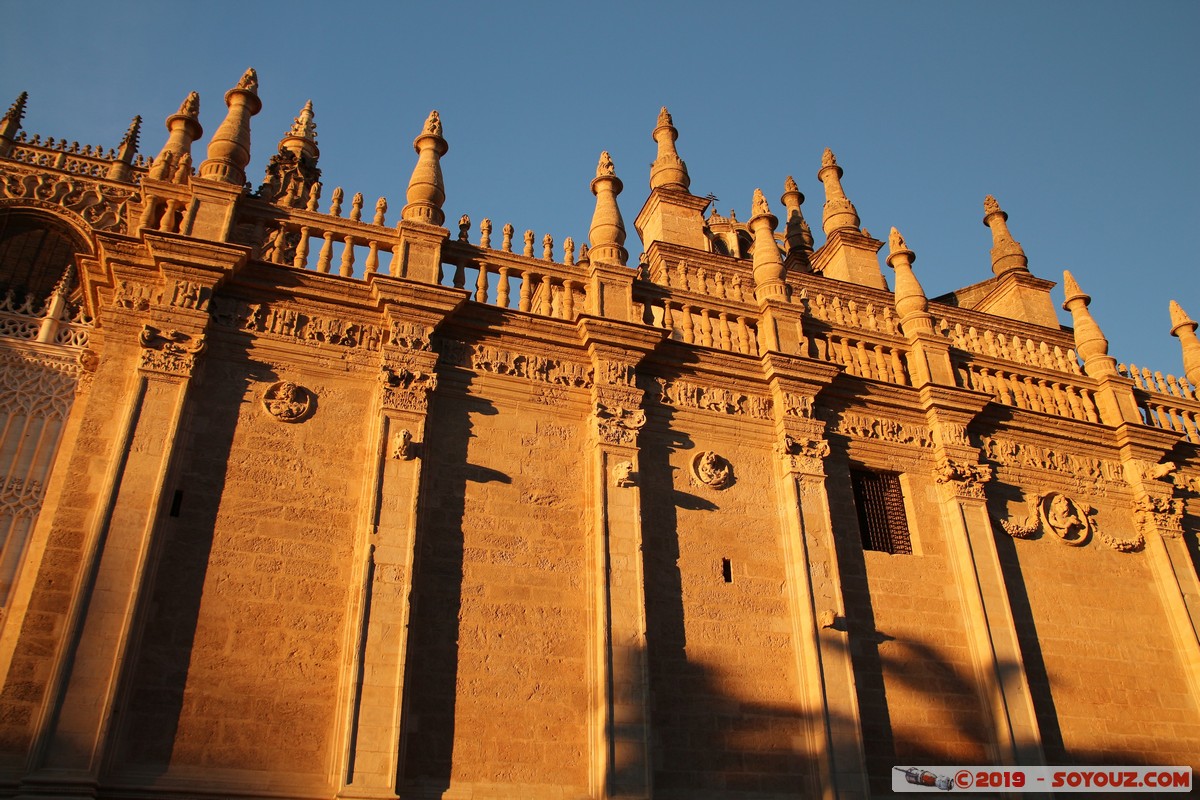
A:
104;336;273;777
397;362;501;795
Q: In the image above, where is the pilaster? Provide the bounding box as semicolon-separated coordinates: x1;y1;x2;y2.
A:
577;317;664;800
761;353;867;799
338;277;464;799
919;384;1046;768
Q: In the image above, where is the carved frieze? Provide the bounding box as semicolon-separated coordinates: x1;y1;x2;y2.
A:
441;341;593;388
980;435;1124;490
0;167;133;233
780;392;815;418
138;324;204;376
262;380;314;422
995;491;1145;552
777;434;830;475
211;298;385;353
1134;495;1184;540
390;321;433;351
655;377;771;419
831;412;934;448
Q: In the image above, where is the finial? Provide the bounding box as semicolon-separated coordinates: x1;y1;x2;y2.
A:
350;192;364;222
542;233;554;260
885;226;931;335
589;150;627;265
480;218;492;249
0;91;28;154
1169;300;1200;387
502;222;514;252
817;147;860;235
178;91;199;118
156;91;203;165
982;194;1028;276
780;175;812;266
1061;270;1116;377
459;214;471;241
649;106;690;191
748;188;785;301
402;110;449;226
198;67;262;186
106;115;143;181
374;197;388;226
290;100;317;141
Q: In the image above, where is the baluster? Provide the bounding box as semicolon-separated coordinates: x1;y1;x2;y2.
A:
340;236;355;277
1166;375;1183;398
162;199;181;233
873;345;888;382
680;305;694;344
365;241;379;275
1141;367;1155;391
745;323;759;357
735;316;750;354
1079;389;1100;423
541;275;554;316
272;227;289;264
519;271;532;312
662;302;675;339
1065;386;1085;420
1022;377;1043;411
563;237;574;265
1050;383;1070;416
699;309;713;347
452;262;466;289
475;264;489;303
839;338;855;375
294;227;311;269
480;218;492;249
855;341;871;377
1036;380;1056;414
890;349;908;385
563;280;575;319
1153;371;1169;393
388;242;404;277
717;312;731;351
497;266;510;308
316;231;334;273
991;371;1011;405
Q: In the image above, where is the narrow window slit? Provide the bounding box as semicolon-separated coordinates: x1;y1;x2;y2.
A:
721;558;733;583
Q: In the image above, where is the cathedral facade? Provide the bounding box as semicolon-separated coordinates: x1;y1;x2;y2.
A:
0;69;1197;799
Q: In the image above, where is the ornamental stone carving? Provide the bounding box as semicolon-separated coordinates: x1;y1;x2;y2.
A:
263;381;313;422
612;461;635;488
593;402;645;447
1134;495;1184;540
935;456;992;499
380;363;438;413
1039;492;1091;547
691;450;732;489
138;324;204;376
391;429;414;460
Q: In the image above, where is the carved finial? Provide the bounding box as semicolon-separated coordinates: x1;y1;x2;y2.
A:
577;242;589;263
289;100;317;141
106;114;143;182
350;192;364;222
523;229;535;257
1062;270;1116;377
748;188;784;301
236;68;259;93
650;106;690;191
178;91;199;118
480;218;492;248
0;92;26;157
173;153;192;183
589;151;627;265
49;263;75;299
374;197;388;226
1169;300;1200;387
817;147;859;235
198;67;262;186
330;186;344;216
306;181;322;211
3;91;28;127
751;188;770;218
781;176;812;267
458;214;471;241
885;227;931;336
784;175;799;194
424;110;442;136
502;222;514;252
402;110;449;225
542;233;554;260
597;150;615;178
562;236;574;264
983;194;1028;276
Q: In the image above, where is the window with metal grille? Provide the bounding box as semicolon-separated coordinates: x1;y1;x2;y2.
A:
851;469;912;554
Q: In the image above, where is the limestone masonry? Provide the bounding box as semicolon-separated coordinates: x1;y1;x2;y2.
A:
0;70;1197;799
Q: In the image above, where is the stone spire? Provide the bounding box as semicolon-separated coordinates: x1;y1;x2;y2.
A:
817;148;860;236
401;110;448;226
1062;271;1117;377
588;151;627;265
885;227;933;336
0;91;28;158
1169;300;1200;388
649;106;690;191
260;100;321;204
198;68;262;186
106;116;142;181
156;91;202;166
982;195;1029;276
748;189;786;301
780;176;813;270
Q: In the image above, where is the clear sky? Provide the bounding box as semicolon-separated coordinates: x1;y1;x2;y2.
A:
3;0;1197;377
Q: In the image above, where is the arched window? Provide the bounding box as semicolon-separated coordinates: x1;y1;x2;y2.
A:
0;211;88;300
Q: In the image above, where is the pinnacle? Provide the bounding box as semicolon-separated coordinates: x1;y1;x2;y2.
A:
177;91;199;118
888;227;909;256
1170;300;1195;334
122;115;142;148
3;91;28;123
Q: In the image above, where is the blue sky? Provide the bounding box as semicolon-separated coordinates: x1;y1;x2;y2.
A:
3;0;1197;377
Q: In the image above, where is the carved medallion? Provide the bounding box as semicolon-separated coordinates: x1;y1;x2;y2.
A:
263;381;313;423
1038;492;1090;547
692;450;732;490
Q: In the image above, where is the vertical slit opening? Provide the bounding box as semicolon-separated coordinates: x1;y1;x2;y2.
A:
721;558;732;583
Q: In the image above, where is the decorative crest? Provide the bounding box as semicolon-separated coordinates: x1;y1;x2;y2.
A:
821;148;837;168
236;68;259;93
178;91;199;117
289;100;317;141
